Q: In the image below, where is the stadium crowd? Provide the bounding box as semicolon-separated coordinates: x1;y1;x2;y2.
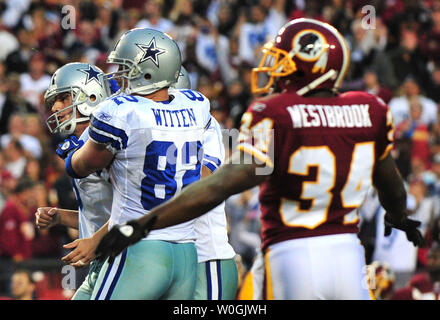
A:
0;0;440;299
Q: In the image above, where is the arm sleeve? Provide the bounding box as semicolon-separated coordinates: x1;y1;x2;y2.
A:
202;117;225;172
375;96;395;161
88;101;129;155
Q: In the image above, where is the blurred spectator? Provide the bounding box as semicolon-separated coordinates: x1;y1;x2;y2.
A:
260;0;288;40
136;0;175;34
386;0;432;47
430;153;440;211
420;7;440;65
217;36;240;85
24;158;42;183
426;65;440;103
0;20;19;61
37;11;65;66
207;1;237;36
19;53;51;117
0;177;36;261
226;187;261;270
0;178;36;294
391;243;440;300
3;139;27;179
169;0;197;63
65;20;107;65
0;113;42;160
389;77;438;127
10;269;36;300
346;18;386;82
226;78;251;129
238;5;272;65
362;69;393;104
195;18;231;82
387;28;430;89
1;0;31;29
0;73;35;135
0;151;15;211
323;0;353;35
394;97;431;169
5;27;36;74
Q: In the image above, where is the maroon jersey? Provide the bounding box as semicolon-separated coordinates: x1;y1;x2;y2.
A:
237;91;394;251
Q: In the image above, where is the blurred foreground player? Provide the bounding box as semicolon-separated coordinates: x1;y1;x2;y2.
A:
96;18;425;299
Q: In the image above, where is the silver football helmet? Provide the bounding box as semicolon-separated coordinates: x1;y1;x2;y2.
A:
173;66;191;89
45;63;111;135
107;28;181;95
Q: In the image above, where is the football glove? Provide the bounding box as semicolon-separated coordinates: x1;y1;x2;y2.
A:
95;215;157;263
384;214;426;247
56;136;84;160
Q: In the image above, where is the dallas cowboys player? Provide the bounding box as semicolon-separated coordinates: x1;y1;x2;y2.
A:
63;28;210;299
34;63;113;300
174;67;238;300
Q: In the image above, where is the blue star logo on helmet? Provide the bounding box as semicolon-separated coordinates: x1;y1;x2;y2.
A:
136;37;166;67
78;65;102;86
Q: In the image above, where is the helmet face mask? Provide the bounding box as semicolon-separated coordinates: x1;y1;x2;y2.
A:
107;28;182;96
251;18;350;96
251;41;298;95
45;63;111;135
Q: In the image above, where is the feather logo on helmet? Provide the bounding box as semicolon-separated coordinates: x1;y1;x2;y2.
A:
135;37;166;67
293;29;329;74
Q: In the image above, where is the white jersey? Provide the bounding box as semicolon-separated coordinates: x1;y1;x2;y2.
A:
73;128;112;239
195;117;236;262
89;89;211;242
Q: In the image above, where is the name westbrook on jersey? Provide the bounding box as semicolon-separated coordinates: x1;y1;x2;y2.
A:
287;103;373;129
88;88;211;243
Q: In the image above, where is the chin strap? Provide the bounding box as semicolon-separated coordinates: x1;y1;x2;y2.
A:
296;69;337;96
127;79;172;96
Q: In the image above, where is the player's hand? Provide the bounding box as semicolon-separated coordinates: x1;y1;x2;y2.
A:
384;213;426;247
35;207;60;230
61;237;98;268
56;136;84;160
95;215;157;262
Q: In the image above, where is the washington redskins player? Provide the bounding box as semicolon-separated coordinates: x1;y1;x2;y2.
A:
95;18;425;299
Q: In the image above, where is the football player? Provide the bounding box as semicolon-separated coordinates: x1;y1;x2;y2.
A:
63;28;214;300
174;67;239;300
95;19;425;299
35;62;113;300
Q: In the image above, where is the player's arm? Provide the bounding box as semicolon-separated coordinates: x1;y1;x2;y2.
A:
151;150;267;229
67;139;114;178
35;207;79;229
94;151;269;261
62;220;110;267
373;154;425;246
372;154;407;222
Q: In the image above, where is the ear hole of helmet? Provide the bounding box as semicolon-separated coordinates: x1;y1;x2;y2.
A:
90;94;96;102
144;73;152;80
